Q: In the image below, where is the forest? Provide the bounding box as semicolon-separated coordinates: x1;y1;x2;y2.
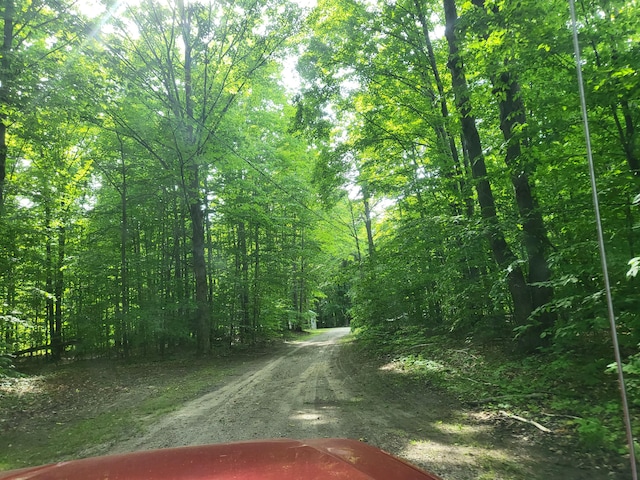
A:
0;0;639;459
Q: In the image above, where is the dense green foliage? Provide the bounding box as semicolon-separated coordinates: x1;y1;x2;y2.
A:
355;324;630;453
297;0;640;352
294;0;639;452
0;0;639;452
0;0;350;361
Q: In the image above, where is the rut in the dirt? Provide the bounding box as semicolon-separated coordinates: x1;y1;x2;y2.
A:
103;328;615;480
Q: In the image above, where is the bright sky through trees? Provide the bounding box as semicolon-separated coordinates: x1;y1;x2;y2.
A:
76;0;313;93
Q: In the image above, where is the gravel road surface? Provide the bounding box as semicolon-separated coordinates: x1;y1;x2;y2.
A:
110;328;364;451
107;328;616;479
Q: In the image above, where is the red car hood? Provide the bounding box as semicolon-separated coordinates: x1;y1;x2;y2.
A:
0;438;441;480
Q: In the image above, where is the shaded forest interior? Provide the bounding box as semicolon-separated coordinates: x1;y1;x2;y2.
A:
1;0;640;457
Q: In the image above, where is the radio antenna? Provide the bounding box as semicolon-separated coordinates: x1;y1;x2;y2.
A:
567;0;637;477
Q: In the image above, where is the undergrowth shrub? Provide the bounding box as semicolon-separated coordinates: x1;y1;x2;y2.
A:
354;323;637;455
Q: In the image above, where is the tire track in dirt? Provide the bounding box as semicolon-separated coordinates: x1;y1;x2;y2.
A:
108;328;353;453
106;328;617;480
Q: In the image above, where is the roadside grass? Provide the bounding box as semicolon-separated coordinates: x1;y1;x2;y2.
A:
337;331;355;344
297;328;330;339
0;359;232;470
0;329;344;471
352;325;634;462
281;328;347;344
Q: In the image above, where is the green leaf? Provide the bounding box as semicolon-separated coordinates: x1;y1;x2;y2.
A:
627;257;640;279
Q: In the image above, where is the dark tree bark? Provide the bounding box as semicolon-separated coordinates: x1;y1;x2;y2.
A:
464;0;555;344
237;220;250;343
118;135;130;356
190;195;211;353
179;0;210;353
298;229;306;321
412;0;481;299
613;96;640;175
492;70;555;341
443;0;534;334
204;177;215;304
252;222;260;337
52;223;65;361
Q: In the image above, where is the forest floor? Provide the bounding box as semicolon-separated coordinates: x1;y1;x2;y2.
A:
0;328;628;479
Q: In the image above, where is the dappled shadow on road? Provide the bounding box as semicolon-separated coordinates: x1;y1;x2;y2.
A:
2;329;624;479
314;340;623;480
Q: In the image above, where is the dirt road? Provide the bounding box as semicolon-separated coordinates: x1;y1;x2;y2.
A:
106;328;615;479
110;328;364;451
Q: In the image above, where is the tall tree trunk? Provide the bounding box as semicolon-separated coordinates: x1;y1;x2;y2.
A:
4;276;14;349
190;195;210;352
413;0;481;307
492;70;555;341
443;0;533;335
0;0;13;214
252;222;260;337
362;183;375;260
348;200;363;265
237;220;250;343
413;0;473;216
118;135;129;356
615;100;639;175
204;178;215;304
179;0;210;353
299;229;306;321
132;220;147;355
45;204;54;354
466;0;555;344
172;195;184;340
52;223;65;361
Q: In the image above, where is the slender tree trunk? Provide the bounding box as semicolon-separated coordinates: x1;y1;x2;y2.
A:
190;194;210;352
289;223;306;331
414;0;473;216
413;1;482;311
156;216;170;353
237;220;250;343
203;191;218;344
362;183;375;260
230;225;239;341
6;280;14;349
252;223;260;337
0;0;13;214
348;199;363;265
492;70;555;341
204;178;215;303
173;196;183;323
118;136;129;356
179;0;210;353
52;223;65;361
443;0;533;333
179;215;188;301
45;204;54;355
299;229;306;322
613;99;640;175
131;220;147;355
